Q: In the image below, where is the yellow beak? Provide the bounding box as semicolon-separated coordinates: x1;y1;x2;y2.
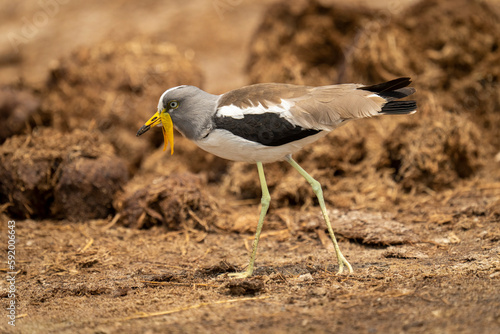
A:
136;109;174;155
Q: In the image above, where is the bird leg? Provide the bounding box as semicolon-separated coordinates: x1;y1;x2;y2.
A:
286;156;353;274
229;161;270;279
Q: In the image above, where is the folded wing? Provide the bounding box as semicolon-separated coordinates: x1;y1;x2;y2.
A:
286;77;417;130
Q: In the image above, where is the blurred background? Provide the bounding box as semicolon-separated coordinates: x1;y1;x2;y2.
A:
1;0;499;332
1;0;498;221
1;0;419;93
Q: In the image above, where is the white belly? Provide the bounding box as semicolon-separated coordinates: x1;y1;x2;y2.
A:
194;129;328;163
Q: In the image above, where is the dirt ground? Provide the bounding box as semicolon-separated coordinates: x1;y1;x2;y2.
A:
1;0;500;333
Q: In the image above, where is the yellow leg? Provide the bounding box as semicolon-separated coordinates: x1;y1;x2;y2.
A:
287;157;353;273
229;161;270;278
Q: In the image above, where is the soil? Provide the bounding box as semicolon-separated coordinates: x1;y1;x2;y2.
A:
1;0;500;333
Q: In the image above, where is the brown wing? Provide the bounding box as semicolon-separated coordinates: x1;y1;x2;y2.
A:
218;79;416;130
287;85;388;129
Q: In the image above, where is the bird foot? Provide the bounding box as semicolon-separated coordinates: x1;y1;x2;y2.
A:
227;270;253;279
337;253;353;274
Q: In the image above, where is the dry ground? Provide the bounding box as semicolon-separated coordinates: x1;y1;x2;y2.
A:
0;0;499;333
4;176;500;333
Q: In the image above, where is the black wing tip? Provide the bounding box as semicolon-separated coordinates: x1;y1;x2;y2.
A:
380;100;417;115
359;77;413;93
360;77;416;102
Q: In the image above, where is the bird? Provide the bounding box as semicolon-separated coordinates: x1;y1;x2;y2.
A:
136;77;417;278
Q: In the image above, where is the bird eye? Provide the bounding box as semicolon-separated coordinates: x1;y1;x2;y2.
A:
169;100;179;109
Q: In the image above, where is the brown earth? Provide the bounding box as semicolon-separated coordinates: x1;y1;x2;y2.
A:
1;0;500;333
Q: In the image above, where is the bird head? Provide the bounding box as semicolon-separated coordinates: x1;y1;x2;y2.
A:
137;85;216;155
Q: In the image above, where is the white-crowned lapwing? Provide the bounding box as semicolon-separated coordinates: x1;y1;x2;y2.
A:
137;77;417;278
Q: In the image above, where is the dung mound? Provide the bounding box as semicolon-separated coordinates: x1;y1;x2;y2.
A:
248;0;500;104
246;0;373;85
378;109;487;192
342;0;500;148
220;161;288;204
43;40;203;171
113;173;219;230
345;0;500;89
0;128;128;220
0;86;48;144
446;51;500;148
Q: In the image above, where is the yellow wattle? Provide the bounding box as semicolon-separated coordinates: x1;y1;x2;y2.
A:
160;112;174;155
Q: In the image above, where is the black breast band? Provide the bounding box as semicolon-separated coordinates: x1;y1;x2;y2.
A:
214;113;321;147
